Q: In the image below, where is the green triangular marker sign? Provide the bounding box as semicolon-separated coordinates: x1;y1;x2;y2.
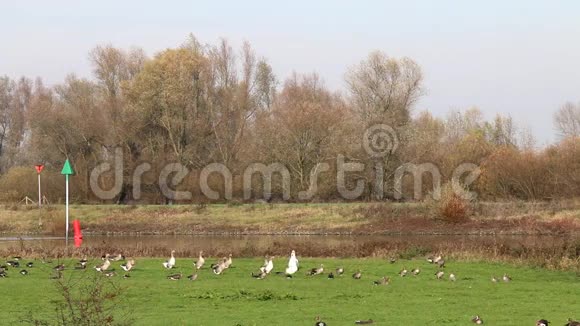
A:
61;159;74;175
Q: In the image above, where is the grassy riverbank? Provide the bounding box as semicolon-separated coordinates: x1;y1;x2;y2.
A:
2;257;579;325
0;201;579;236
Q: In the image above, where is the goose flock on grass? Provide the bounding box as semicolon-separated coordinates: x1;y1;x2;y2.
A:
1;251;577;326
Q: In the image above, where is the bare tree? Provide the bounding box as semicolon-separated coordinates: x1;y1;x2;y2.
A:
346;51;423;127
554;102;580;139
253;73;347;197
345;51;424;199
207;39;277;167
0;76;32;172
90;45;147;203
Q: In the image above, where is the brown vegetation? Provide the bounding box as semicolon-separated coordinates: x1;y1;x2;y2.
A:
1;36;579;204
0;202;578;237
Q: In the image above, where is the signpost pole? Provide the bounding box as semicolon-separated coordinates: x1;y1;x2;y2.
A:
61;160;74;246
35;164;44;208
65;174;69;244
35;164;45;225
38;173;41;208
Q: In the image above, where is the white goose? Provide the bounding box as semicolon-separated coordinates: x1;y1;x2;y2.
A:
285;250;299;276
163;250;176;269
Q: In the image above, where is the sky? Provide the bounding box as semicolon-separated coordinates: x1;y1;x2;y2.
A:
1;0;579;145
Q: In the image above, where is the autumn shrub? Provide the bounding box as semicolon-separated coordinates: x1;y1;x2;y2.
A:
429;182;474;223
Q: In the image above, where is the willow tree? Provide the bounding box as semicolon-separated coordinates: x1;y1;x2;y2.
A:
90;45;147;203
125;47;213;168
345;51;424;199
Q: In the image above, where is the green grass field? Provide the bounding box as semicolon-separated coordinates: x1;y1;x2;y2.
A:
2;257;579;325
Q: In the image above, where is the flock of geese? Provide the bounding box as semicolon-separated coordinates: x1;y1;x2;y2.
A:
1;251;578;326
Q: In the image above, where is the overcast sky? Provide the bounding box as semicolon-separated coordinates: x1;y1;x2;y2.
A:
2;0;579;144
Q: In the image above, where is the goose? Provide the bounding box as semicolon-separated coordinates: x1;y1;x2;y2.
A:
13;256;22;261
187;273;198;281
258;256;274;274
95;258;111;272
449;273;456;282
355;320;374;324
389;257;397;264
352;270;362;279
502;274;512;282
104;271;116;277
536;319;550;326
437;259;446;268
315;316;327;326
289;250;299;268
411;268;420;276
399;268;408;277
328;272;334;279
53;264;65;272
0;271;7;278
26;262;33;268
435;271;445;280
335;267;344;276
76;257;88;269
110;254;125;262
7;260;20;268
163;250;176;269
223;254;233;269
20;269;28;276
434;255;443;263
212;259;227;275
121;259;135;272
251;270;267;279
373;276;390;285
194;251;205;270
491;276;498;283
566;319;580;326
167;272;182;280
471;315;484;324
308;264;324;276
123;274;131;279
284;250;299;276
427;256;435;264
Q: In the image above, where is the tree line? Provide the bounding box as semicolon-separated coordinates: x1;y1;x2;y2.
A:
0;35;578;204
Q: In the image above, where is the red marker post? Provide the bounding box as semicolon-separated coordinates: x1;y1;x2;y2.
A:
73;219;83;248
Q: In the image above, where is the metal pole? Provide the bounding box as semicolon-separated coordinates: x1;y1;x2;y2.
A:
38;173;42;208
65;174;69;245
